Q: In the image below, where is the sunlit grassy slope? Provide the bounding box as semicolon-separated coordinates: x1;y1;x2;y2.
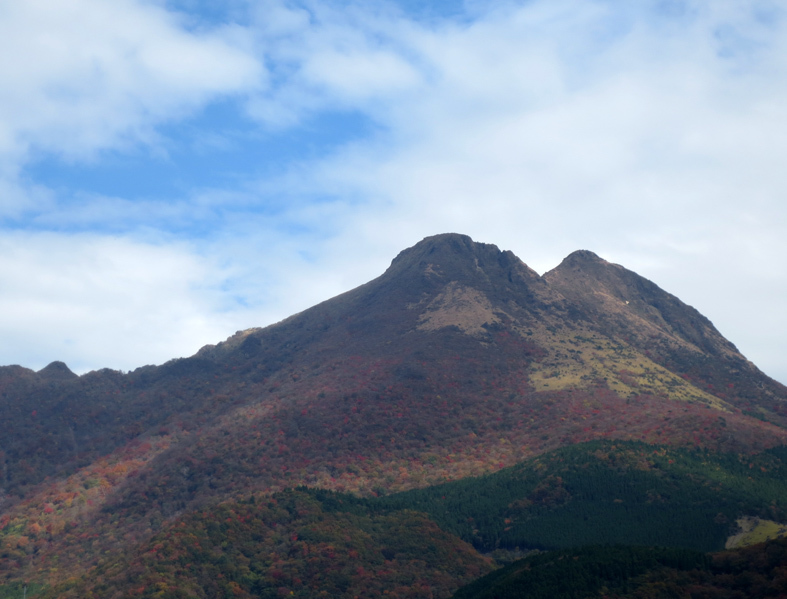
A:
526;327;730;409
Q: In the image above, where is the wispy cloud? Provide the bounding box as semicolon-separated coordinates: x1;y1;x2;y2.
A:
0;0;261;171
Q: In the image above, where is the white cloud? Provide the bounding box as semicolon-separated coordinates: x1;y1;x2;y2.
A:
245;1;425;127
0;233;245;373
0;0;262;170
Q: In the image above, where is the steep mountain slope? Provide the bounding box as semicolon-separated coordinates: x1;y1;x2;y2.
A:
0;234;554;501
544;250;787;422
2;233;786;592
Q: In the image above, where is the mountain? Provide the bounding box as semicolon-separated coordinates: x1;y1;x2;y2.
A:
1;233;786;596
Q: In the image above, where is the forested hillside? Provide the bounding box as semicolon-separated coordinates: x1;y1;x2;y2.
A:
452;540;787;599
368;440;787;553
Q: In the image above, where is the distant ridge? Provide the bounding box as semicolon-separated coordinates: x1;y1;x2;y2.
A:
37;361;78;381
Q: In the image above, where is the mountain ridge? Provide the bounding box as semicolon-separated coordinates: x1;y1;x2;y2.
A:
2;233;786;498
1;234;761;381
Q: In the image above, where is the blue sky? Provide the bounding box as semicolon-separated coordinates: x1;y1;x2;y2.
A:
1;0;786;384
